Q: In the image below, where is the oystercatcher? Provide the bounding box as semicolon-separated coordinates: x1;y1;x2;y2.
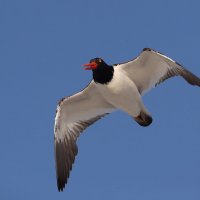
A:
54;48;200;191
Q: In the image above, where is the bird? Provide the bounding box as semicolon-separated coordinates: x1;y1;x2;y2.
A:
54;48;200;191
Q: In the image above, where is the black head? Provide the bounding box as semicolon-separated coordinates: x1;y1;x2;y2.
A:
83;58;107;70
83;58;114;84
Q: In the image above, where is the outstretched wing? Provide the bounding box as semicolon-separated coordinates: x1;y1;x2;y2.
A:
116;48;200;95
54;81;115;191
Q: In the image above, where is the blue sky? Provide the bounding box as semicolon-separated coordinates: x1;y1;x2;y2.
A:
1;0;200;199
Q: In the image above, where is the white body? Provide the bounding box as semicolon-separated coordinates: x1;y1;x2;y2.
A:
95;67;148;117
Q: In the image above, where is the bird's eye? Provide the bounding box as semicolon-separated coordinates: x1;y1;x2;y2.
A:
98;59;102;63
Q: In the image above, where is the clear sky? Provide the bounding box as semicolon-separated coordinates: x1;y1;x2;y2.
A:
1;0;200;199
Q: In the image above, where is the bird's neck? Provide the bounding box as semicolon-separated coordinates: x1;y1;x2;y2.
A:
93;66;114;84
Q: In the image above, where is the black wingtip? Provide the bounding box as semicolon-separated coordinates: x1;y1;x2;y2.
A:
58;188;64;192
57;181;65;192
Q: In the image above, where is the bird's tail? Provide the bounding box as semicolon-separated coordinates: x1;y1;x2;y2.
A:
133;111;153;127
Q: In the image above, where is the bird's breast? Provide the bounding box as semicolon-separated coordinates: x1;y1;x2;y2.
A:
95;68;141;114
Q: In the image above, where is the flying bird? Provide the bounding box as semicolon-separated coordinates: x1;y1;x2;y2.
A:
54;48;200;191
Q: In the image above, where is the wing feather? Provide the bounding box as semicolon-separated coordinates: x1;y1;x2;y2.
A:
54;81;115;191
117;48;200;95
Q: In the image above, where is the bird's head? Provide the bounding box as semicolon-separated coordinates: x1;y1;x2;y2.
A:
83;58;106;70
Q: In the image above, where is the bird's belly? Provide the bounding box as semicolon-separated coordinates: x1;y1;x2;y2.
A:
96;73;142;116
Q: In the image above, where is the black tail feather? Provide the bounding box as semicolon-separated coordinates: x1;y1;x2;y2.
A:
134;112;153;127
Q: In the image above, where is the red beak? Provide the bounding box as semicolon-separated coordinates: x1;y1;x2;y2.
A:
83;62;97;70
